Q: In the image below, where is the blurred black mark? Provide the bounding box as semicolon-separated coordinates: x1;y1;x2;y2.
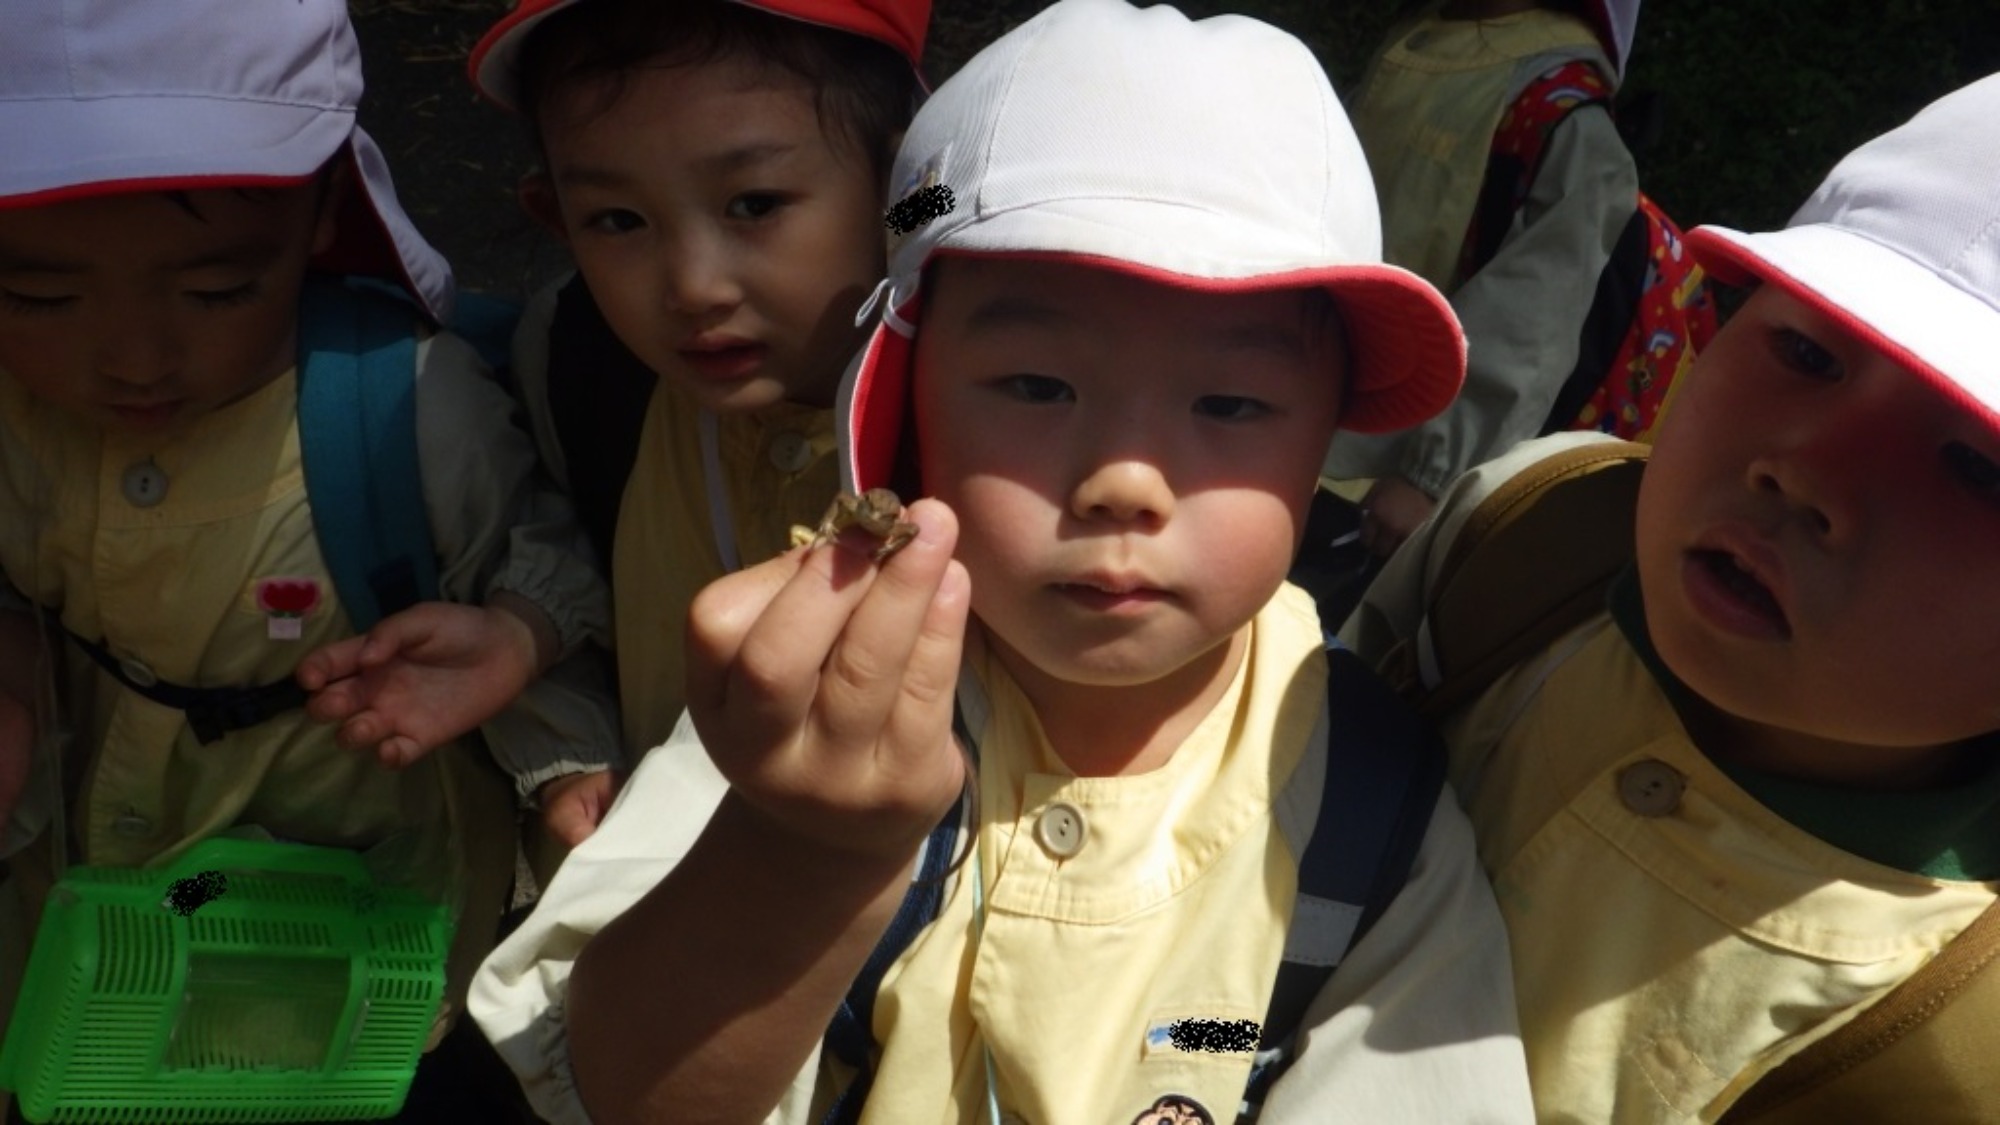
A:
164;870;228;916
1168;1017;1260;1054
886;183;955;235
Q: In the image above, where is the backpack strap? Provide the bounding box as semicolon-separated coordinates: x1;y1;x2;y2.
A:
297;276;441;631
1719;896;2000;1124
1462;59;1614;282
1380;440;1649;717
1237;612;1449;1120
545;274;659;568
819;713;971;1125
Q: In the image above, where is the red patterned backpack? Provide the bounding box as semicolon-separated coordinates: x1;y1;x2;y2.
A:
1461;60;1716;442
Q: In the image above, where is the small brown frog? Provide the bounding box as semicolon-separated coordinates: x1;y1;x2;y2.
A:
789;488;919;561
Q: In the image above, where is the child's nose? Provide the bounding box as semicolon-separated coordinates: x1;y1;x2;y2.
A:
94;319;178;388
1070;458;1175;527
1746;404;1880;544
662;237;742;316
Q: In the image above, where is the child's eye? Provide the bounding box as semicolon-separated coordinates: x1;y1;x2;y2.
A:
1769;327;1841;381
188;283;259;309
725;193;786;221
0;289;73;314
582;208;646;235
997;374;1074;403
1943;441;2000;498
1194;394;1272;420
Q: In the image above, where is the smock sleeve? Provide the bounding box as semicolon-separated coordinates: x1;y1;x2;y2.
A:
412;328;622;793
467;715;823;1125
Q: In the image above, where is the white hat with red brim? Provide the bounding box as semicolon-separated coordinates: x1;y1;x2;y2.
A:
1690;72;2000;433
0;0;454;323
839;0;1467;492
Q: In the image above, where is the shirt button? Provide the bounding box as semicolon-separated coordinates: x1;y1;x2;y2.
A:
121;458;169;508
117;655;159;688
111;811;153;839
767;431;814;473
1618;759;1686;817
1034;802;1087;859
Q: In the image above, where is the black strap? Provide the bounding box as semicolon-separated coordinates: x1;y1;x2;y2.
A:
1238;619;1448;1119
60;624;307;745
545;275;658;569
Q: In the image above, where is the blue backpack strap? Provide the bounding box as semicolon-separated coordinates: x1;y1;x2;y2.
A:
820;708;972;1125
297;277;441;630
1238;615;1449;1118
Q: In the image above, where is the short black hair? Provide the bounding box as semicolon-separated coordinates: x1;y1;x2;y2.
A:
517;0;920;176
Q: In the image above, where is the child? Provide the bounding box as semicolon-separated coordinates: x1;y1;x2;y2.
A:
471;2;1535;1121
465;0;928;756
1326;0;1713;559
0;0;618;1099
1341;74;2000;1122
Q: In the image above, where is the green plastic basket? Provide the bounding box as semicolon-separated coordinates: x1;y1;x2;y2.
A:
0;837;451;1123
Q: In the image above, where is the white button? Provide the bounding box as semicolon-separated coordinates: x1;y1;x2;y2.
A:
118;655;159;688
1034;803;1087;859
768;431;813;473
121;459;169;508
1617;759;1686;818
111;811;153;839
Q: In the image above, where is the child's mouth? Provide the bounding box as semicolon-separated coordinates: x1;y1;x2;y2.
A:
1685;549;1791;640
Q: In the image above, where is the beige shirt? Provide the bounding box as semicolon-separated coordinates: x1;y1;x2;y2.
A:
1341;434;2000;1123
509;278;841;753
472;584;1534;1124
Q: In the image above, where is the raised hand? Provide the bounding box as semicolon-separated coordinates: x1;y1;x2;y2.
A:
297;598;549;768
686;497;972;864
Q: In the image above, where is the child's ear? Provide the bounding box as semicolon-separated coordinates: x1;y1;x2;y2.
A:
311;157;353;256
518;172;568;243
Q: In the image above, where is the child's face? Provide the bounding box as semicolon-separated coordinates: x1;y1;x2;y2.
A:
913;257;1345;692
532;53;887;411
0;186;334;436
1637;285;2000;758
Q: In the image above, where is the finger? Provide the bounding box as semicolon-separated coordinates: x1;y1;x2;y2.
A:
358;616;427;668
337;711;385;752
695;535;887;758
877;555;972;807
304;677;366;723
378;735;424;769
812;500;959;748
685;548;810;711
296;636;366;691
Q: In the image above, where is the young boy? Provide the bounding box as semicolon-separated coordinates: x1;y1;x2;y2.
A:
471;2;1535;1121
466;0;928;757
0;0;617;1103
1342;74;2000;1122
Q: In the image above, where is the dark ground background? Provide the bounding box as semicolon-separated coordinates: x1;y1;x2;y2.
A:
350;0;2000;298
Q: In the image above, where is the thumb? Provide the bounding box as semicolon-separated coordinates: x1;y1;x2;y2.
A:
357;605;440;667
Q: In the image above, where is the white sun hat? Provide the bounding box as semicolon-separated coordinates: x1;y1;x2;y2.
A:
1689;73;2000;431
0;0;454;322
841;0;1466;492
